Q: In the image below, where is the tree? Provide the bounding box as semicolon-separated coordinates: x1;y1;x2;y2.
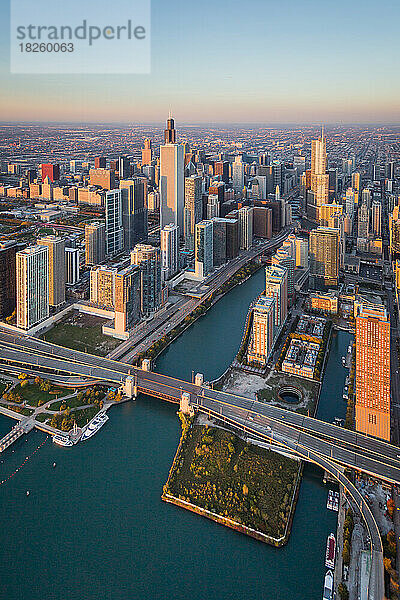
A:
338;582;349;600
342;539;351;565
387;498;396;519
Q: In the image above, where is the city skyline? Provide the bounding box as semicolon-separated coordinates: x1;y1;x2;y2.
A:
1;0;400;123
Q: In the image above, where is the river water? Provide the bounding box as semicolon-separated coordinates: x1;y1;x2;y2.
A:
0;268;352;600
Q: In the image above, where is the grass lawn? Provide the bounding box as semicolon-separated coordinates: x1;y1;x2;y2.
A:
165;421;299;540
40;311;120;357
70;405;100;428
47;395;84;412
14;382;68;407
35;413;52;423
0;381;8;396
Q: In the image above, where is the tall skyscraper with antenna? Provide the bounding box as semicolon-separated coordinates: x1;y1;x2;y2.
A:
311;127;329;215
160;116;184;233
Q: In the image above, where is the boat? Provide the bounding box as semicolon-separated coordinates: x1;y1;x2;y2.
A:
327;490;339;512
80;412;109;441
52;462;56;468
325;533;336;569
322;570;333;600
52;435;73;447
26;490;30;496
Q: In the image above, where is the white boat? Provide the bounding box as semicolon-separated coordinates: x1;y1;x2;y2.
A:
323;570;333;600
81;412;109;441
53;435;73;447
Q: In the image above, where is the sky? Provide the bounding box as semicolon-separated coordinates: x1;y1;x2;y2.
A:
0;0;399;124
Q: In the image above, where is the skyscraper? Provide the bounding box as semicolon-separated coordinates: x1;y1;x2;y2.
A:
247;296;276;366
142;139;153;166
265;265;288;328
0;241;25;319
272;249;295;296
184;175;202;251
232;156;245;192
372;201;382;237
161;223;179;281
160;118;185;232
105;189;124;256
16;245;49;329
85;221;106;265
355;304;390;441
238;206;254;250
40;163;60;182
311;130;329;212
65;247;80;285
114;264;141;335
37;236;65;308
120;178;148;250
309;227;340;288
131;244;162;316
207;194;220;220
357;202;370;251
195;220;214;278
164;117;177;144
89;168;115;190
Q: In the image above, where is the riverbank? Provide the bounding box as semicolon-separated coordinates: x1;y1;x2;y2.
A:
163;412;301;546
134;260;263;366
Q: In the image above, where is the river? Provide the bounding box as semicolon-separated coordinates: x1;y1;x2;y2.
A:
0;268;352;600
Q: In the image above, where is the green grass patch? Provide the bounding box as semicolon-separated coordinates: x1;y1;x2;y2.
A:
47;395;82;412
40;311;120;357
164;420;299;541
35;413;52;423
14;382;68;407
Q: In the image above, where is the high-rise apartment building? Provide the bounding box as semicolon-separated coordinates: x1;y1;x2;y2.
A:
272;249;295;296
120;178;148;250
85;222;106;265
184;175;202;251
355;304;390;441
90;266;117;308
0;241;25;319
247;296;275;366
195;220;214;278
207;194;220;220
105;189;124;256
265;265;288;328
238;206;254;250
131;244;162;316
160;118;184;232
65;248;80;285
309;227;340;288
212;217;230;267
37;236;65;308
161;223;179;281
16;245;49;329
114;264;141;335
295;237;309;268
